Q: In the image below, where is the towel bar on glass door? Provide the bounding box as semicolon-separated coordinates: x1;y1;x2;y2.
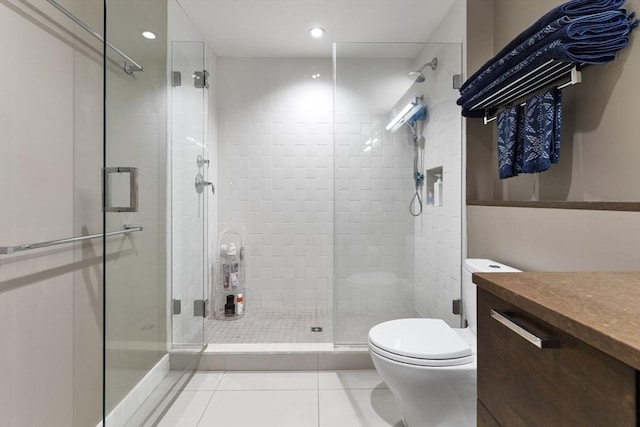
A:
0;226;143;255
46;0;144;75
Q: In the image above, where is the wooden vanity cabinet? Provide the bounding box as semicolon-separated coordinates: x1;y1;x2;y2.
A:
477;288;637;426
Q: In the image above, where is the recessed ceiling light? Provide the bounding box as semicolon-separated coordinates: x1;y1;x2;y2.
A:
141;30;156;40
309;27;325;38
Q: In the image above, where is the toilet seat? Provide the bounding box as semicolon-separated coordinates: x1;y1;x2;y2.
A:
368;319;474;367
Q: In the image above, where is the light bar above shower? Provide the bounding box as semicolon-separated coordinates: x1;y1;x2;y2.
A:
46;0;144;75
386;97;425;133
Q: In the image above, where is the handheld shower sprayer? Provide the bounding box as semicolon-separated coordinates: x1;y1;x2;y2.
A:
405;98;427;217
385;96;427;216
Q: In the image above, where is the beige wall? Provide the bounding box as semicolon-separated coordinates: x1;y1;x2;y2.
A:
466;0;640;271
468;206;640;271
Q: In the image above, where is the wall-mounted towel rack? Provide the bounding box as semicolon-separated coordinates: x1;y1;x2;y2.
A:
46;0;144;75
0;225;143;255
472;59;582;124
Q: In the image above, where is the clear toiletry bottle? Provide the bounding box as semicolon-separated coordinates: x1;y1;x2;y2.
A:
434;174;443;206
227;243;239;289
221;244;230;289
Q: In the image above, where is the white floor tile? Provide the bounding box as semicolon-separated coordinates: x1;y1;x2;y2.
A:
157;391;214;427
182;372;224;391
198;390;319;427
319;389;402;427
217;371;318;390
318;370;387;390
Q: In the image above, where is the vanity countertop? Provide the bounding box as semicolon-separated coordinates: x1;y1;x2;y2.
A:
472;271;640;371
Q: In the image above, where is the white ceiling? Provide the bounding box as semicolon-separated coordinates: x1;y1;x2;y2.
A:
177;0;456;58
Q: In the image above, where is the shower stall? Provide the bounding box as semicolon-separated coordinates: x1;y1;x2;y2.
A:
206;41;464;347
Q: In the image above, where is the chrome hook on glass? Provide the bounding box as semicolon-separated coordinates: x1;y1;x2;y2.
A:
195;173;215;195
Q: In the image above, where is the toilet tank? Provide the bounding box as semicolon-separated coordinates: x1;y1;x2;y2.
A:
462;259;521;334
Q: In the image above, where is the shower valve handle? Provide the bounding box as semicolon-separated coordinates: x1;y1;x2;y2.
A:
195;173;215;195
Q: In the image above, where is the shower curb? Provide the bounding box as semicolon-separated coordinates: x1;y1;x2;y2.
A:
170;345;373;371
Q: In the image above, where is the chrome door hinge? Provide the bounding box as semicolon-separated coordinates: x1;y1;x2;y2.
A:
172;299;181;315
194;299;208;317
194;70;209;89
452;299;462;315
172;71;182;87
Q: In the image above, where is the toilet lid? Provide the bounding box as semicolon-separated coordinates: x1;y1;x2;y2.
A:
368;319;473;361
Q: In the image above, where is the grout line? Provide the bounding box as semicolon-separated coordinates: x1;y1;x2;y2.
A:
194;390;216;427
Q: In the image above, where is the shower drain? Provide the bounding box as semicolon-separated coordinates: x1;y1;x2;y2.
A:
311;327;323;332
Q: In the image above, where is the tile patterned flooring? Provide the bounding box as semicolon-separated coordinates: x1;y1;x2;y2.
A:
207;308;333;343
157;370;403;427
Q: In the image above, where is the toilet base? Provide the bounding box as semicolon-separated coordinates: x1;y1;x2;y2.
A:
370;348;476;427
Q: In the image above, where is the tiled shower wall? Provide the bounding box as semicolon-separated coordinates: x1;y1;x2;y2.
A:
216;58;334;311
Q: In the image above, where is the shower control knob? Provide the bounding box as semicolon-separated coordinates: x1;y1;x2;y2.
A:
195;173;215;195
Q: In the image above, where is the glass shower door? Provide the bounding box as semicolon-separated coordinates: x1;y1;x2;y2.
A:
170;41;208;349
333;42;464;345
103;0;170;424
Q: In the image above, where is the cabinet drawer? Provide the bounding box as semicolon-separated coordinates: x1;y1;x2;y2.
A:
477;288;636;426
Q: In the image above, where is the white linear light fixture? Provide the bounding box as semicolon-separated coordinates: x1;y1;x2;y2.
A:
386;101;423;133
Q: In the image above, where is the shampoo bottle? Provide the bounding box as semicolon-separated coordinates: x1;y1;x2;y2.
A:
236;293;244;315
434;174;443;206
227;244;239;289
221;244;230;289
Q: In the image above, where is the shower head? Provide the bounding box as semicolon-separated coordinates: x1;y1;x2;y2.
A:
409;58;438;83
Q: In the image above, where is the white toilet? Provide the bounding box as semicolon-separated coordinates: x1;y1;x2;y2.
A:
368;259;520;427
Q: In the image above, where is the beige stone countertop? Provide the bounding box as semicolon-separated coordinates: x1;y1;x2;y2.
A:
472;271;640;371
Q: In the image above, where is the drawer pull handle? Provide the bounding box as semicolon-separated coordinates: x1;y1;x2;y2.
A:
490;309;560;349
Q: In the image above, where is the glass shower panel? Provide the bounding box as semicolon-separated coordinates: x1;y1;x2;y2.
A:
0;1;104;425
103;0;169;423
170;41;207;348
333;42;463;345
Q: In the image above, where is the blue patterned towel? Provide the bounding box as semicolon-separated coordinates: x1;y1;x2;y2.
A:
497;89;562;179
522;89;557;173
460;30;632;117
497;106;519;179
515;106;526;174
551;89;562;164
459;10;633;99
460;0;627;94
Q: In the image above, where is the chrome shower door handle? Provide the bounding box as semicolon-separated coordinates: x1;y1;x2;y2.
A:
195;173;215;195
103;167;139;212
